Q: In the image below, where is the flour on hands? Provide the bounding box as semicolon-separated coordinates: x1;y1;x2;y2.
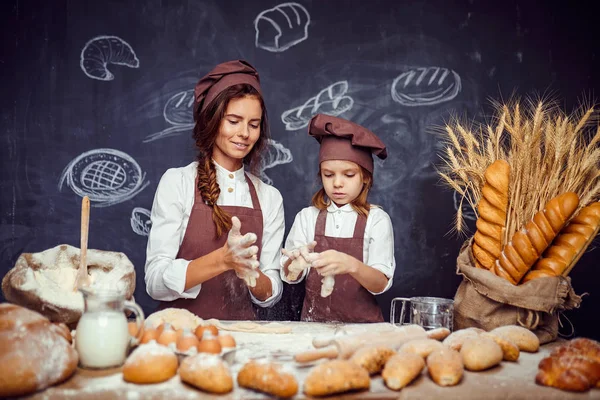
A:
225;216;260;287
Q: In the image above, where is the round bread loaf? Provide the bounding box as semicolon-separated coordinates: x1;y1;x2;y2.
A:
0;303;79;398
122;341;178;384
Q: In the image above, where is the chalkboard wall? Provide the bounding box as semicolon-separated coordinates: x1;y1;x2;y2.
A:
2;0;598;339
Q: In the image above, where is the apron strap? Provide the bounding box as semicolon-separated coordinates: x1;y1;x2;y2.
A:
244;173;261;211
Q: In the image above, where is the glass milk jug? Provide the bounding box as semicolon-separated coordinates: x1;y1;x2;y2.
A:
75;288;144;369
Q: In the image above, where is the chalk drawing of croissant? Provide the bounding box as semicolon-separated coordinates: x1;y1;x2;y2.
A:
143;90;195;143
281;81;354;131
80;35;140;81
254;2;310;52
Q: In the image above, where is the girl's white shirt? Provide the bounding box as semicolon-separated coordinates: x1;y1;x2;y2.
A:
281;202;396;294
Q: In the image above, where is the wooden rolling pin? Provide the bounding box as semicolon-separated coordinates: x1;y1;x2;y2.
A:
295;324;427;363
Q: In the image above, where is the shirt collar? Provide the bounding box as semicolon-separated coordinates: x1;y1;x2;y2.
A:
327;202;355;213
213;159;246;182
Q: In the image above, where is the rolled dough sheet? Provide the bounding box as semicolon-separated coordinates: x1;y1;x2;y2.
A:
206;319;292;334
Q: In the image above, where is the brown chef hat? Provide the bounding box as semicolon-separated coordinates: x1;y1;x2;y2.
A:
193;60;262;119
309;114;387;173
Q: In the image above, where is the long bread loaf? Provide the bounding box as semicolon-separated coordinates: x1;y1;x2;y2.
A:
522;202;600;283
472;160;511;269
492;192;580;284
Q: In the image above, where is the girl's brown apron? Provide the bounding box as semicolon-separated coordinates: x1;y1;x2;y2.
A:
158;174;262;320
301;209;384;323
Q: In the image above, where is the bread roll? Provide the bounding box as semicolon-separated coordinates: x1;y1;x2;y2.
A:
122;341;178;384
481;332;520;361
523;202;600;282
400;338;445;359
179;353;233;394
426;327;451;341
349;345;396;374
442;328;480;351
382;352;425;390
426;348;464;386
237;360;298;398
0;303;78;398
460;337;503;371
536;354;600;392
490;325;539;352
493;192;580;284
303;360;370;397
472;160;510;269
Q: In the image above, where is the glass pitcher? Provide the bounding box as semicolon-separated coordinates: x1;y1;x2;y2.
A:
75;287;144;369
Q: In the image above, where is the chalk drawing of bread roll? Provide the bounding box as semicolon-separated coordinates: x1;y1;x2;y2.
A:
80;35;140;81
391;67;461;106
254;2;310;52
58;148;149;207
143;90;196;143
131;207;152;236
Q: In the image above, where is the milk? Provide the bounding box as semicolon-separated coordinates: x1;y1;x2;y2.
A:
75;310;130;368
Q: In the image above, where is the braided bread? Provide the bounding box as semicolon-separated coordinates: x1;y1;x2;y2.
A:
523;202;600;282
536;338;600;391
472;160;510;269
492;192;580;284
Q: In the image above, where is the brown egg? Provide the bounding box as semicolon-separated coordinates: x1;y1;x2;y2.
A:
140;328;159;344
217;334;236;348
197;333;222;354
176;329;200;353
156;322;170;336
204;324;219;336
194;325;205;340
157;324;178;347
128;321;144;338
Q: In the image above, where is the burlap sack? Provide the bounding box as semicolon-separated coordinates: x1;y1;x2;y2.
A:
454;238;582;344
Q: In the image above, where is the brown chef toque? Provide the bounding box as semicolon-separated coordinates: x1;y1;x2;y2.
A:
193;60;262;119
308;114;387;173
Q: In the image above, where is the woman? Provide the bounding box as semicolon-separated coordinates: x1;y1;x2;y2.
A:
280;114;395;322
145;60;285;320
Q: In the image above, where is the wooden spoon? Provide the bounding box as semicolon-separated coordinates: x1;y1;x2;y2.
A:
74;196;91;290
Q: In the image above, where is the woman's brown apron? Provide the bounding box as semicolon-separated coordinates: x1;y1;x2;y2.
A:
158;174;262;320
301;209;384;323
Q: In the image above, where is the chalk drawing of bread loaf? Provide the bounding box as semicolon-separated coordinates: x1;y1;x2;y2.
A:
391;67;461;106
80;35;139;81
254;2;310;52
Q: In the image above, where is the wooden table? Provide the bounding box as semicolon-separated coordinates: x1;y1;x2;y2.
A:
24;322;600;399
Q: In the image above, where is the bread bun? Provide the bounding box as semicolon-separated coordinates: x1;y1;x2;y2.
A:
349;346;396;374
179;353;233;394
122;341;178;384
382;351;425;390
237;360;298;398
303;359;370;397
0;303;78;398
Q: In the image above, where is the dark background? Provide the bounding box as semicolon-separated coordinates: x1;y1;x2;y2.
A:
1;0;598;339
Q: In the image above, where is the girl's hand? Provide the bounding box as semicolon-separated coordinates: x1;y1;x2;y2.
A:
224;216;260;286
281;241;317;280
307;250;359;276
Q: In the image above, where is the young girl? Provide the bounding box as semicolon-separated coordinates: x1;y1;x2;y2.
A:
281;114;395;322
145;60;285;320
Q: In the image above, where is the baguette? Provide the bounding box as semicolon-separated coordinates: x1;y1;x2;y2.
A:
493;192;580;284
523;202;600;282
472;160;510;269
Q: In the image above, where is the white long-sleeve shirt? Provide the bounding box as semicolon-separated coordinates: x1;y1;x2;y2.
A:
145;161;285;307
280;203;396;295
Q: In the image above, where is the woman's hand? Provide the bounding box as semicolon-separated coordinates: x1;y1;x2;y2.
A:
281;241;316;281
306;250;360;276
224;216;260;286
